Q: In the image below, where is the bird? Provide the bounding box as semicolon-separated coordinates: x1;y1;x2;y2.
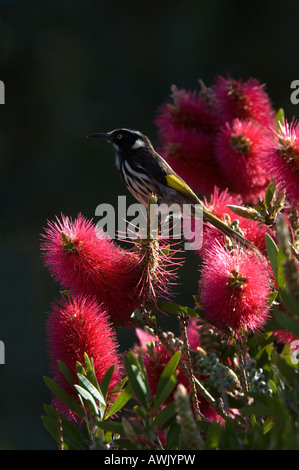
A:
87;128;256;251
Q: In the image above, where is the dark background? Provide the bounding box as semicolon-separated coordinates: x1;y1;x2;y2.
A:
0;0;298;449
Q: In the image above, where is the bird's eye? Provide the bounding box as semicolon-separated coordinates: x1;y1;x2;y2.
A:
117;134;123;140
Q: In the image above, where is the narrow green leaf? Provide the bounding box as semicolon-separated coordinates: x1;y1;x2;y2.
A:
265;234;278;280
263;416;274;435
77;373;106;406
156;350;181;397
154;375;177;411
137;353;151;397
57;360;74;387
43;403;58;419
41;415;60;444
277;249;286;288
204;422;222;450
165;421;181;450
275;108;285;130
74;385;99;416
84;353;100;389
99;365;115;399
112;438;137;450
112;376;128;394
43;376;85;419
264;180;276;210
96;420;124;434
105;384;134;419
268;290;278;306
154;351;181;410
153;401;176;428
124;354;148;409
157;300;198;317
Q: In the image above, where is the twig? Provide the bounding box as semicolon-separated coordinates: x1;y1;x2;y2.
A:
178;315;201;420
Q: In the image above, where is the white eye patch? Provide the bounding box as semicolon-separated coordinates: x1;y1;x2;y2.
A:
132;138;145;149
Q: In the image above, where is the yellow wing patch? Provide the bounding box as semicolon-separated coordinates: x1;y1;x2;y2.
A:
165;174;199;202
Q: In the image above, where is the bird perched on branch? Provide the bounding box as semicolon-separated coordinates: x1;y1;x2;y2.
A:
88;128;255;251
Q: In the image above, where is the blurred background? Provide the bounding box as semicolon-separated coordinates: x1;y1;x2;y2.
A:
0;0;299;449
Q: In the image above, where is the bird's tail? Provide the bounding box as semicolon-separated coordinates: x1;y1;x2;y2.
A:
201;207;258;253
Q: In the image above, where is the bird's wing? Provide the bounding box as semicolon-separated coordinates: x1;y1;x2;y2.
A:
133;149;201;205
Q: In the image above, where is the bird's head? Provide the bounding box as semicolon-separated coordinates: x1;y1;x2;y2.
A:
87;128;152;153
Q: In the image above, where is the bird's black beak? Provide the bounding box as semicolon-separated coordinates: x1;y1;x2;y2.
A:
87;132;111;141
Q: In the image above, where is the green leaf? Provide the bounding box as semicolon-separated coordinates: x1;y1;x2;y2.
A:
277;248;286;288
154;351;181;411
153;401;176;428
41;416;61;445
165;421;181;450
77;373;106;406
57;360;74;387
43;376;85;419
99;365;115;400
263;416;274;435
123;353;149;409
279;288;299;318
74;385;99;416
275;108;285;130
105;384;134;419
97;419;146;438
43;403;58;419
264;180;276;210
265;233;279;280
268;290;278;306
157;300;198;317
112;438;137;450
84;353;100;389
272;307;299;338
203;422;222;450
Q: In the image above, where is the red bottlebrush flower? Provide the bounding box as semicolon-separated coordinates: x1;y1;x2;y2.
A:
40;214;141;327
273;329;298;346
212;76;275;127
186;317;202;351
157;125;227;195
155;84;218;136
46;294;123;421
214;119;270;202
263;119;299;208
199;241;271;336
200;187;274;255
131;206;184;308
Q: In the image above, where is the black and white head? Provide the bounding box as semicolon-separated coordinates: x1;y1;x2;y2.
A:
88;128;152;168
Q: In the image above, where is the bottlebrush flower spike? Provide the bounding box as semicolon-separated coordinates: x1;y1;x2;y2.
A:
215;119;270;202
199;241;272;336
155;84;218;135
263;119;299;208
212;76;275;127
40;214;142;326
132;196;184;309
156;125;227;195
46;294;123;421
